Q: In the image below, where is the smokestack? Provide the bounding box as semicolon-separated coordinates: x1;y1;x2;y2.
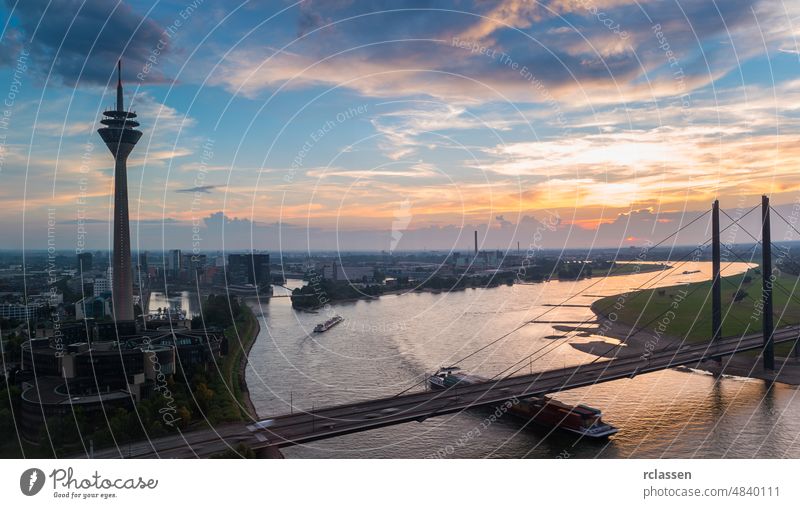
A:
474;230;478;254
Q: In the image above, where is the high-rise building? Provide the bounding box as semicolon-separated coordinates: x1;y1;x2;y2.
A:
137;251;148;271
228;253;270;287
97;61;141;322
168;249;182;278
135;251;148;286
77;252;93;272
186;254;207;279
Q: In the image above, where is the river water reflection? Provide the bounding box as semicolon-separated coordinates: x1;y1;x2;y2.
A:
244;261;800;458
146;291;200;318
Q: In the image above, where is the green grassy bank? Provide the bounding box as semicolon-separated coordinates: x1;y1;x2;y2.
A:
594;268;800;356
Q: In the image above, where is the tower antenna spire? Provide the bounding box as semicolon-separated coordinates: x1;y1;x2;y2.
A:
116;59;123;112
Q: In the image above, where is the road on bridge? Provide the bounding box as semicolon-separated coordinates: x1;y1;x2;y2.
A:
83;326;799;458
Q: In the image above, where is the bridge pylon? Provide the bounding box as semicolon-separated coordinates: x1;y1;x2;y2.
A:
712;200;722;343
761;195;775;371
710;200;722;364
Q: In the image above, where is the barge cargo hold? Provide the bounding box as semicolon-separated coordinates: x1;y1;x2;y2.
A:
314;315;344;333
428;367;618;438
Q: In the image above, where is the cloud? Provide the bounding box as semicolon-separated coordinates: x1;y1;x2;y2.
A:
1;0;169;85
306;163;439;180
369;102;518;159
495;214;512;227
5;0;800;250
176;185;218;194
207;0;777;110
296;0;331;37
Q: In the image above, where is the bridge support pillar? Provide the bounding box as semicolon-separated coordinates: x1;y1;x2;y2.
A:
712;200;722;341
761;195;775;371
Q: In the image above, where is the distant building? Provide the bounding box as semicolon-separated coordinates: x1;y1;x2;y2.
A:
168;249;182;278
135;251;149;284
93;267;113;296
137;251;148;272
0;303;39;321
30;292;63;306
228;253;270;287
75;295;112;320
77;252;93;272
182;253;207;282
323;262;374;282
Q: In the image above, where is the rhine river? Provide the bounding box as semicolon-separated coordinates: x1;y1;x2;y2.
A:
243;261;800;458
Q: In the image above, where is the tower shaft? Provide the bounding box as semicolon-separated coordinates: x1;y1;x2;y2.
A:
98;61;142;323
111;148;134;321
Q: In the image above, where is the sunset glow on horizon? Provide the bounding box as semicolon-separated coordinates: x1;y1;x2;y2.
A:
2;0;799;250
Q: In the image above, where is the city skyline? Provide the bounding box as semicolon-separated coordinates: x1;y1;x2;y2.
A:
1;0;799;252
5;0;800;473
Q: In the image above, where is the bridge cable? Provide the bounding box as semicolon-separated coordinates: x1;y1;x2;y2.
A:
500;257;732;379
572;206;767;373
770;206;800;240
492;242;718;379
392;208;724;398
576;256;760;372
491;252;704;377
493;208;762;379
440;210;713;368
720;209;800;310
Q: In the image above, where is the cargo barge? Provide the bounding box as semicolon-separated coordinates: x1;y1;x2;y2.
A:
428;367;618;438
314;315;344;333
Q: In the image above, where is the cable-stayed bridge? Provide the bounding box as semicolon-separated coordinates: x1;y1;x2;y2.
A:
84;197;800;458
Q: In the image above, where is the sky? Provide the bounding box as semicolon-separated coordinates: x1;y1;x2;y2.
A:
1;0;799;253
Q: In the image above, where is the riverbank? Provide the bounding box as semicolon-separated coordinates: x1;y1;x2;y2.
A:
601;262;671;277
585;275;800;385
289;262;671;311
226;302;259;420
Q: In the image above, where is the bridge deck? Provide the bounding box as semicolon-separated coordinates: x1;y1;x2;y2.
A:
84;326;798;458
255;326;799;448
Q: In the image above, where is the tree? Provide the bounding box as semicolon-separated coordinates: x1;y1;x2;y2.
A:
193;383;215;413
192;294;241;328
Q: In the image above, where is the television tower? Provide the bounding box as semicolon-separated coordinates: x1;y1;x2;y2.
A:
97;61;142;322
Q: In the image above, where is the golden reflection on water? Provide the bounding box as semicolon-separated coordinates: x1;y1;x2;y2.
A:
246;261;800;458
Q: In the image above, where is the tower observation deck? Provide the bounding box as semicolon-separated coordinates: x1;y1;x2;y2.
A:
97;61;142;323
